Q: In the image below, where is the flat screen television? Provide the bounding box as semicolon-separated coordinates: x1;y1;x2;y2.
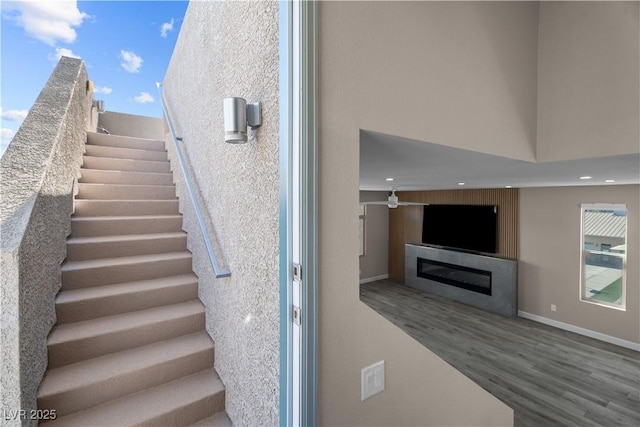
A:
422;204;498;254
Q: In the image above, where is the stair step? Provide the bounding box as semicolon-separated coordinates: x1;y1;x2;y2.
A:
74;199;180;217
84;144;168;162
47;301;205;368
82;156;171;173
188;412;233;427
34;131;228;424
62;252;192;290
66;232;187;261
77;183;177;200
40;369;224;427
56;274;198;323
79;169;174;186
38;332;214;417
70;215;183;237
87;132;166;152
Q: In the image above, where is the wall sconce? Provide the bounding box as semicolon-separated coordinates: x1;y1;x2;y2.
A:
223;97;262;144
93;99;105;113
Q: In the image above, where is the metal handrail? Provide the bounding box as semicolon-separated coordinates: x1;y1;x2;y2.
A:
156;82;231;278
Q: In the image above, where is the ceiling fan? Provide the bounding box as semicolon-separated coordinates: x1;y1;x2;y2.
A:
361;189;427;209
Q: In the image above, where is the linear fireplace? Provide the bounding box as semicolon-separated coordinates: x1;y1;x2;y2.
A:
405;244;517;317
417;258;492;296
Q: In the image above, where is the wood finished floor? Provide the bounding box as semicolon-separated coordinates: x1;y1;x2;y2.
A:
360;279;640;427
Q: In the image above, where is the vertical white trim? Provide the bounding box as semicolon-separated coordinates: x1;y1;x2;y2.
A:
298;1;319;425
278;1;294;425
280;1;318;426
291;2;302;424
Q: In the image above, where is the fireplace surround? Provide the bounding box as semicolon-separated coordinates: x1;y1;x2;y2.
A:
405;244;517;316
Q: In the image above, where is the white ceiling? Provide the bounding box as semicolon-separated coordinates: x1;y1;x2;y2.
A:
360;130;640;191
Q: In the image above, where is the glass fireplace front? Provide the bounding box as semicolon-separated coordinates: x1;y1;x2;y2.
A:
417;257;492;296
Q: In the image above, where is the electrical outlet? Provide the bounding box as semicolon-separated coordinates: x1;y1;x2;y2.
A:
361;361;385;401
551;304;557;312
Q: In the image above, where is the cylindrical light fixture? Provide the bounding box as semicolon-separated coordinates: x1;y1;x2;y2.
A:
224;97;248;143
94;99;105;113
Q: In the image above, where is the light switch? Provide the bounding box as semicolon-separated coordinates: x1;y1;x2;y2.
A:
361;360;385;400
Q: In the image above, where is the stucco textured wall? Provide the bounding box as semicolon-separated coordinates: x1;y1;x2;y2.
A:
1;57;92;426
163;1;279;425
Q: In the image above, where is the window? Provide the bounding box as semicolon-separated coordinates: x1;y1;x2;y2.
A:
359;204;366;256
580;204;627;310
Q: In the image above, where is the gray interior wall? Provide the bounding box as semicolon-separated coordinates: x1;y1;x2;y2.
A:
321;1;540;163
98;112;163;140
0;57;93;426
537;1;639;161
359;191;389;280
162;1;279;425
519;185;639;344
318;1;535;424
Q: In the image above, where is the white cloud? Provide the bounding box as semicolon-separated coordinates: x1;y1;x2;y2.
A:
94;86;113;95
48;47;80;63
1;128;16;141
134;92;154;104
160;18;174;38
0;108;28;122
1;128;15;157
120;50;143;73
4;0;88;46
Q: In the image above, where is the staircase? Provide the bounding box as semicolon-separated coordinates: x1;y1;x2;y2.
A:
38;132;230;426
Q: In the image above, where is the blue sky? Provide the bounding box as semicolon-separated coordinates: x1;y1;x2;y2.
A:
1;0;189;155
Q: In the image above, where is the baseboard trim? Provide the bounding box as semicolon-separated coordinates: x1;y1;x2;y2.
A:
518;311;640;352
360;274;389;285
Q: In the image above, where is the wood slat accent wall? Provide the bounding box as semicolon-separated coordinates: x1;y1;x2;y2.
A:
389;188;519;282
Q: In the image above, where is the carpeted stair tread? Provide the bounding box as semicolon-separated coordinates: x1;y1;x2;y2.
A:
87;132;166;151
79;168;174;185
40;369;224;426
82;156;171;173
76;183;177;200
65;231;187;260
187;411;233;427
47;300;205;367
84;144;168;162
70;215;184;237
55;274;198;323
62;251;192;272
38;332;214;417
73;199;180;216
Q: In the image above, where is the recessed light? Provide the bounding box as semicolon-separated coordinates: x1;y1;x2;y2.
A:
505;185;512;189
605;179;615;183
457;182;465;186
385;177;394;182
579;176;592;180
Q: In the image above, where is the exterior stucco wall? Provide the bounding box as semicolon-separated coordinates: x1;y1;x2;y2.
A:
98;111;163;140
0;57;93;426
162;1;280;425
